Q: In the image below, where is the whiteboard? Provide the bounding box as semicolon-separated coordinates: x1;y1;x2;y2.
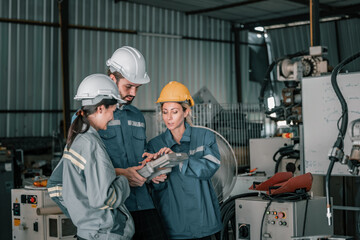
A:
302;72;360;175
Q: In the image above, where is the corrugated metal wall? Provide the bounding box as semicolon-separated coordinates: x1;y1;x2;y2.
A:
2;0;360;138
0;0;235;138
0;0;62;137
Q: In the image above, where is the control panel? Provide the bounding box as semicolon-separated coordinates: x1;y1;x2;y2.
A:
235;196;333;240
11;188;76;240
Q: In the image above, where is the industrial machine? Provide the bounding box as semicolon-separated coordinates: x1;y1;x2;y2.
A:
11;188;76;240
277;46;328;82
46;214;76;240
1;147;16;240
249;137;294;176
235;196;333;240
261;46;329;139
1;146;22;240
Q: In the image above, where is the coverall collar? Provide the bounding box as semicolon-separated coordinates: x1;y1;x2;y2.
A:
164;122;191;148
117;103;136;112
88;125;105;147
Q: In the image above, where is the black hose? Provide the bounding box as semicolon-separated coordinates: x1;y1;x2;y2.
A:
331;52;360;144
325;158;336;226
260;200;272;240
302;198;309;236
259;50;309;107
259;61;277;105
274;155;284;173
325;51;360;226
220;192;258;240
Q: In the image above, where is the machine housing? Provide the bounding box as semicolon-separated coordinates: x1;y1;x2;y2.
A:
235;196;333;240
11;188;76;240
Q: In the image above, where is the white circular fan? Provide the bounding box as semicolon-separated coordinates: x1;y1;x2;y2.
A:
195;126;238;203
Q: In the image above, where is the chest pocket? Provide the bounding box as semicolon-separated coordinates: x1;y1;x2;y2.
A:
99;127;117;140
131;126;146;159
131;126;146;140
98;127;120;163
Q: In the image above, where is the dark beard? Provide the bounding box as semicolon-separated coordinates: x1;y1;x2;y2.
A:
122;95;134;105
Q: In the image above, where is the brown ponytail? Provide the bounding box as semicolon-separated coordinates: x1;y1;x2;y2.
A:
66;98;117;149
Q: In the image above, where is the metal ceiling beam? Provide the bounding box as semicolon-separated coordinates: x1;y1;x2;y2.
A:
186;0;266;15
240;3;360;29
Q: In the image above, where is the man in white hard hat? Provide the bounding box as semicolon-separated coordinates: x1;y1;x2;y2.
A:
98;46;168;240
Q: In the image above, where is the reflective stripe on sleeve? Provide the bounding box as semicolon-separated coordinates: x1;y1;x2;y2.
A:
204;154;221;165
68;149;87;165
106;188;117;208
63;153;85;170
49;192;62;197
189;146;204;155
48;186;63;197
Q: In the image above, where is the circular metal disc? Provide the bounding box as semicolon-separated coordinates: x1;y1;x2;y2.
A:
195;126;238;203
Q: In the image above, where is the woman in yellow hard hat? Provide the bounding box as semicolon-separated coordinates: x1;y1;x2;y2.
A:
147;81;222;240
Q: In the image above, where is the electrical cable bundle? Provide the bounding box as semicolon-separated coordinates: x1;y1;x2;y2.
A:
220;192;258;240
259;190;311;240
326;51;360;225
272;144;300;173
220;181;312;240
259;49;309;107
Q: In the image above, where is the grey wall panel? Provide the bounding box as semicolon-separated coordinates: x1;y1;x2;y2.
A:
0;0;234;137
0;0;62;138
269;25;310;60
67;0;235;110
336;18;360;71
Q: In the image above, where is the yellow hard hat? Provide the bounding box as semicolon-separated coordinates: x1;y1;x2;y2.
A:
156;81;194;107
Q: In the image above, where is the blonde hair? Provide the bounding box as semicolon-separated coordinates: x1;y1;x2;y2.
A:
181;102;193;126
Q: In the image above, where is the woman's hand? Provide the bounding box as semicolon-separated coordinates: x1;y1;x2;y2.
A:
142;152;158;160
115;167;147;187
140;152;160;166
156;147;174;156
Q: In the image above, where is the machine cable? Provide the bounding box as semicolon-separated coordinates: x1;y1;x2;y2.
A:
326;51;360;225
220;192;258;240
259;50;309;107
259;190;311;240
272;144;300;173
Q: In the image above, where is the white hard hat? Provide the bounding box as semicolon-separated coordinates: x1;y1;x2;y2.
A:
106;46;150;84
74;74;126;106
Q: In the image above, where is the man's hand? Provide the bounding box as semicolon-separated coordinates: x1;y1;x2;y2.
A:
115;166;147;187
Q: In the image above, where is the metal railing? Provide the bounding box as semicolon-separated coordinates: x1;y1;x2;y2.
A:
155;103;267;167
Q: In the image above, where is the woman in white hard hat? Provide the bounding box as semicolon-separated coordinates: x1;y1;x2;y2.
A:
147;81;222;240
47;74;134;240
